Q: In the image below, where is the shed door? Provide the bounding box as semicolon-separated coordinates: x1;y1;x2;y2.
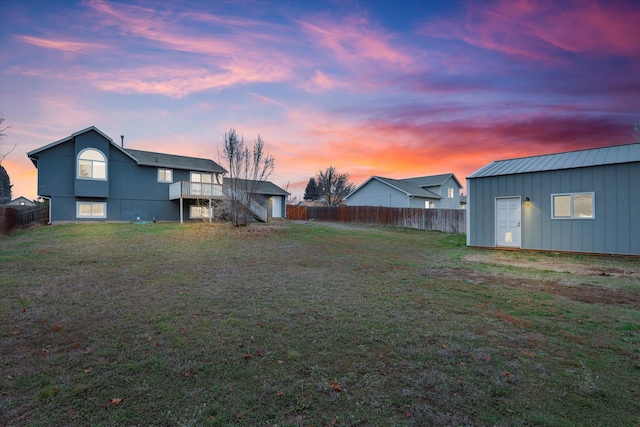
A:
271;196;282;218
496;198;521;248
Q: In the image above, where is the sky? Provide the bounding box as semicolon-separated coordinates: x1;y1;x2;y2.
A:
1;0;639;201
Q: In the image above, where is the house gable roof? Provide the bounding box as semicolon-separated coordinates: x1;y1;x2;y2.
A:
27;126;226;173
27;126;137;167
224;178;289;196
124;149;226;174
346;175;443;200
404;173;462;189
468;143;640;179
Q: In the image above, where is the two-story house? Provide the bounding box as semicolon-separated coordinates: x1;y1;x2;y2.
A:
27;126;286;223
345;173;462;209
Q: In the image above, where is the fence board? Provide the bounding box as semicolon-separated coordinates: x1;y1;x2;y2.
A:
0;207;18;235
16;205;50;227
287;205;466;233
286;205;308;220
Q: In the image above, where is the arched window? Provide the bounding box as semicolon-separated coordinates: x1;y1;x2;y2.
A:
78;148;106;180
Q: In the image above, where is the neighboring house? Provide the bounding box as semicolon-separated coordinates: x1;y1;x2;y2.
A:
27;126;227;223
459;195;467;209
6;196;36;207
224;178;289;219
467;143;640;256
345;173;462;209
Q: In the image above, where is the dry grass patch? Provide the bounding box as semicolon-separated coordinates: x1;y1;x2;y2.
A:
1;221;639;426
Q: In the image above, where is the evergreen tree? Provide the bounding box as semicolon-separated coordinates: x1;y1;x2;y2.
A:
0;165;11;205
303;177;320;200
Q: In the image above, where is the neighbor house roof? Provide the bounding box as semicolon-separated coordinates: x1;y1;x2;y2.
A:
468;143;640;179
6;196;36;206
224;178;289;196
27;126;226;174
404;173;462;189
345;176;442;200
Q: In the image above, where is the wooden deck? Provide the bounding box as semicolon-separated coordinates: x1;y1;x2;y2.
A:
169;181;223;200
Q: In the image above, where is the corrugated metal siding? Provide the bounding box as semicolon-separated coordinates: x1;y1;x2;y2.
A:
467;161;640;255
468;143;640;178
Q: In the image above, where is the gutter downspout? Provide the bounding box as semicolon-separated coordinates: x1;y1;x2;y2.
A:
41;196;52;225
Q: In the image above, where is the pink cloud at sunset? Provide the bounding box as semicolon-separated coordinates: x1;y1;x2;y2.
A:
1;0;638;202
421;0;640;62
16;35;108;53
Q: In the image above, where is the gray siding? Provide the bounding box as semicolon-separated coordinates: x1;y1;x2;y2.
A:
426;176;461;209
347;179;413;207
468;162;640;255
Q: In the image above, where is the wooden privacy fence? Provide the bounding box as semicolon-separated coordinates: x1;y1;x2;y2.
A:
287;205;466;233
17;205;49;227
286;205;308;220
0;205;49;235
0;207;17;235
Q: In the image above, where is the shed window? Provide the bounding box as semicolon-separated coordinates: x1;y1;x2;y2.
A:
552;192;594;219
77;202;106;218
158;168;173;183
78;149;106;180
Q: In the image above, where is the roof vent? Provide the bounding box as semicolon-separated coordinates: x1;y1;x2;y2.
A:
120;135;124;148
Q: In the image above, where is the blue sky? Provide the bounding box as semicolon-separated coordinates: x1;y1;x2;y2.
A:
1;0;639;200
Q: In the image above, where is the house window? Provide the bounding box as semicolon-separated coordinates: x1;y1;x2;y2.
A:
425;201;434;209
76;202;107;218
158;168;173;183
190;172;214;196
552;192;594;219
447;188;454;198
77;148;107;180
190;205;212;219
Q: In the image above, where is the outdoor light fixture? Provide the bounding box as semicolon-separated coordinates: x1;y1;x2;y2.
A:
524;197;531;206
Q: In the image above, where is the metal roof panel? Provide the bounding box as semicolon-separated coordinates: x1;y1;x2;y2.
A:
467;143;640;178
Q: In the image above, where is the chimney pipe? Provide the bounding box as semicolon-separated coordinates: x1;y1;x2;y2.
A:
120;135;124;148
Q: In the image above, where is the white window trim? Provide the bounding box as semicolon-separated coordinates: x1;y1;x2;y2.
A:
447;187;454;198
76;202;107;219
551;192;595;219
158;168;173;183
77;148;107;181
189;205;212;219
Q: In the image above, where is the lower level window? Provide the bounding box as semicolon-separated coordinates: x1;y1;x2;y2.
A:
77;202;107;218
552;192;594;219
190;206;212;219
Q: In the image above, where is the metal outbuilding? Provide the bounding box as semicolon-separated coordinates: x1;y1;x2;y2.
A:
466;143;640;255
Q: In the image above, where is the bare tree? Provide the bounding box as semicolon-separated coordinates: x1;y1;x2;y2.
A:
0;115;14;204
634;119;640;142
284;181;299;205
316;166;355;206
0;114;15;165
221;128;275;226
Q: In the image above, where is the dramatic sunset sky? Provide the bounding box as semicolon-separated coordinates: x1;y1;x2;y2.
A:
1;0;639;201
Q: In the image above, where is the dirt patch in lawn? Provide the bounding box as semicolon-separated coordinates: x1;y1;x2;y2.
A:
465;252;640;279
423;267;640;309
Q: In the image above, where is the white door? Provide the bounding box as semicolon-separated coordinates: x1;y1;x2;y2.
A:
271;196;282;218
496;198;521;247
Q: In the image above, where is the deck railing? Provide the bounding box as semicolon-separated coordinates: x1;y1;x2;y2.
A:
169;181;223;200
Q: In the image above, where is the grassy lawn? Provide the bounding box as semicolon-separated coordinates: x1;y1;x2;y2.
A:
1;221;639;426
